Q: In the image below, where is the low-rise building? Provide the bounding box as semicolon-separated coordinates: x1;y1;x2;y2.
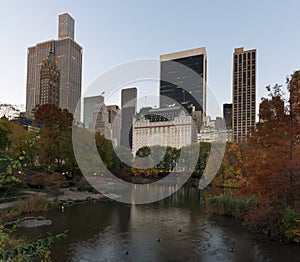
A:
132;106;197;153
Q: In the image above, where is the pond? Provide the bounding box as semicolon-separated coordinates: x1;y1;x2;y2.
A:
19;186;300;261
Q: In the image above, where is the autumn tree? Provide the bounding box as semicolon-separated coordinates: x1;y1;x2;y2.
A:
34;104;75;172
214;142;246;188
246;80;300;208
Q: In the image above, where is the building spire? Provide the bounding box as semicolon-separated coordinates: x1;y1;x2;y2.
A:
48;44;54;67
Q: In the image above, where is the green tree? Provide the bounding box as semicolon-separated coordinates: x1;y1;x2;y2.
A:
0;117;11;156
95;132;113;170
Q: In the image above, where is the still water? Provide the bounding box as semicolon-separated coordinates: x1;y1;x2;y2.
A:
19;186;300;262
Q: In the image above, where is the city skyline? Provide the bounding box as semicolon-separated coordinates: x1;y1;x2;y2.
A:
1;1;300;119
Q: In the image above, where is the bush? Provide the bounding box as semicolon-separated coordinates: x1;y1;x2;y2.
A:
208;194;256;219
283;207;300;243
0;195;57;222
26;173;48;189
0;225;67;261
244;202;285;238
77;186;97;193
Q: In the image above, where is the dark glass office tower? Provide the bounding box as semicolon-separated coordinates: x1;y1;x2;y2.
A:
26;13;82;120
223;103;232;130
160;48;207;115
120;87;137;149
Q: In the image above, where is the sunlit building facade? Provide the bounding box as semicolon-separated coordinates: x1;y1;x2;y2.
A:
132;107;197;154
39;51;60;107
232;47;256;142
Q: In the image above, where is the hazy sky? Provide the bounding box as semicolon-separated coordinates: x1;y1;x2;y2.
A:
0;0;300;117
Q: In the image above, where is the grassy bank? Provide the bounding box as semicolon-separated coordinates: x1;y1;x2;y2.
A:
0;194;59;223
207;194;300;243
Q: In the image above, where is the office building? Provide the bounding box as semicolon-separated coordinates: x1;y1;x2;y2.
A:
39;50;60;107
232;47;256;142
26;13;82;120
120;87;137;149
90;104;111;140
198;116;232;143
223;103;232;130
107;105;121;146
83;95;104;129
58;13;74;39
132;107;197;154
160;47;207;115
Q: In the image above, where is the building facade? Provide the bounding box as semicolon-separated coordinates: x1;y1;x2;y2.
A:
132;107;197;154
39;51;60;107
90;104;112;140
223;103;233;130
232;47;256;142
160;47;207;115
198;117;232;143
83;95;104;129
120;87;137;149
26;13;82;120
107;105;121;146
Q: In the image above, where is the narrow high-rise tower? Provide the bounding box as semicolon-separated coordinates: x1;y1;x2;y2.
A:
232;47;256;142
83;95;105;129
223;103;232;130
58;13;74;39
120;87;137;149
26;13;82;120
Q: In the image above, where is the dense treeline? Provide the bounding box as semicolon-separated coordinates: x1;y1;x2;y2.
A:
1;71;300;244
210;71;300;242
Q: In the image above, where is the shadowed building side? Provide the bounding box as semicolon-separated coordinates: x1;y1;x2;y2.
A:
120;88;137;149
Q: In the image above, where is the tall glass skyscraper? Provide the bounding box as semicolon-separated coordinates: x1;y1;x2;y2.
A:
26;13;82;120
83;95;104;129
160;47;207;115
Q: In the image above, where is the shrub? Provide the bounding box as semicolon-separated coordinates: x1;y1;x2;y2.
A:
27;173;48;189
208;194;256;219
16;194;51;213
0;225;67;261
244;202;285;238
0;195;56;222
283;207;300;243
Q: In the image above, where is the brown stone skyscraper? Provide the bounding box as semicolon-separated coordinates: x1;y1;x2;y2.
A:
26;13;82;119
39;50;60;107
232;47;256;142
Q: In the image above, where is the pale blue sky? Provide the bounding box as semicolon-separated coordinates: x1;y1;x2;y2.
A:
0;0;299;118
